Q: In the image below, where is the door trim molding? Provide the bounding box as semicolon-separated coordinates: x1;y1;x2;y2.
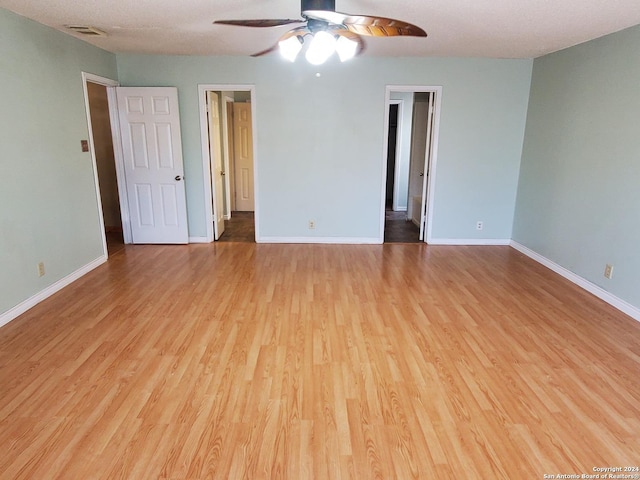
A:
198;84;258;243
222;94;234;218
381;85;443;244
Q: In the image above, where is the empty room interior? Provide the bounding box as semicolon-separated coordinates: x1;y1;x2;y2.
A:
1;0;640;478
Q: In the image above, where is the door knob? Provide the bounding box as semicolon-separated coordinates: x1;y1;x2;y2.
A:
221;171;225;176
175;175;183;181
419;172;424;177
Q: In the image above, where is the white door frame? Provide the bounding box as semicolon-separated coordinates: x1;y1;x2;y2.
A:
198;84;258;243
221;94;234;219
380;85;442;244
81;72;133;251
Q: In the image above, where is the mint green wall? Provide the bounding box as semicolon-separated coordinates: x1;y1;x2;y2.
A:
0;9;118;314
513;25;640;309
116;55;532;241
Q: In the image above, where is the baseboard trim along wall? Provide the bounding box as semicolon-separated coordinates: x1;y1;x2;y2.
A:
0;255;107;329
4;241;637;329
189;236;212;244
257;236;381;245
428;238;512;246
510;241;640;323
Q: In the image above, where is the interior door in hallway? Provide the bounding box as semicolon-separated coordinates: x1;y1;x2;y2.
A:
208;91;225;240
233;102;254;212
418;92;435;241
116;87;188;244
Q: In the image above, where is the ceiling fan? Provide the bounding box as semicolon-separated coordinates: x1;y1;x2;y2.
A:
214;0;427;64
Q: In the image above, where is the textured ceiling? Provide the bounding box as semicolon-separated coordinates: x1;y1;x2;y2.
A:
2;0;640;58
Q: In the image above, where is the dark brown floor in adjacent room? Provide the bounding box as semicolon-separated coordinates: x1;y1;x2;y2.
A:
218;211;255;243
384;208;421;243
106;230;125;256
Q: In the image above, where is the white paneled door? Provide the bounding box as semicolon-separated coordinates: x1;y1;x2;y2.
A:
419;92;435;242
233;102;255;212
207;91;225;240
116;87;188;244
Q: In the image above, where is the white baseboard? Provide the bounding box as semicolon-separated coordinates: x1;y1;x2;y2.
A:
258;237;511;246
256;236;382;245
428;238;511;246
189;236;212;244
510;241;640;322
0;255;107;329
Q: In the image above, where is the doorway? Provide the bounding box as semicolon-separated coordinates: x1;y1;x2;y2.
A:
83;75;191;247
199;86;257;243
384;99;419;243
381;86;441;244
82;73;127;256
86;81;124;255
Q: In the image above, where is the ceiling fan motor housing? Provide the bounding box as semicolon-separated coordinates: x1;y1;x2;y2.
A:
302;0;335;13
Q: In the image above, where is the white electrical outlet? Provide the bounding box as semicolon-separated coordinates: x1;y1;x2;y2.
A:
476;221;483;231
37;262;45;277
604;264;614;279
308;220;315;230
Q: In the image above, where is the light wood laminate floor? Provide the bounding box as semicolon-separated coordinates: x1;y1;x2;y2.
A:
0;244;639;479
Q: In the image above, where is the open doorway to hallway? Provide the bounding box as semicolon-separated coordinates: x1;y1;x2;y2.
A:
82;74;128;256
382;87;441;244
384;102;420;243
86;81;124;254
200;87;257;243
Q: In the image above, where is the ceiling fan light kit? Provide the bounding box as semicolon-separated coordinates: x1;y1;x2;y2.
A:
278;26;359;64
304;30;337;64
279;36;304;62
335;35;358;62
214;0;427;65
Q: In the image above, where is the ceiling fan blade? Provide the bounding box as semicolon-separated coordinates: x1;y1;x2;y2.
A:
303;10;427;37
250;27;310;57
251;44;279;57
214;19;304;28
